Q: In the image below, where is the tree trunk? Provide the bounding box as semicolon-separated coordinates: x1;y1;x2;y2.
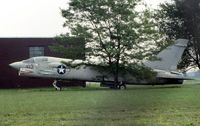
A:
114;60;119;89
193;38;200;69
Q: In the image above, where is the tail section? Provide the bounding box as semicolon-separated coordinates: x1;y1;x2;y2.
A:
144;39;188;71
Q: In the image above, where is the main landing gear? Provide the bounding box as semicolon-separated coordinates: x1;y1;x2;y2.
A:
52;80;62;91
100;81;127;89
117;82;127;89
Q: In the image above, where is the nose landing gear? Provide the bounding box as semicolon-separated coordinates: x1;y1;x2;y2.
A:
52;80;62;91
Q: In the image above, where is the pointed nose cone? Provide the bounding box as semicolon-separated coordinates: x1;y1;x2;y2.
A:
9;62;23;70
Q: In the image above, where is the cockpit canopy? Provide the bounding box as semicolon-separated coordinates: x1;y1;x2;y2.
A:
23;58;35;63
22;57;48;63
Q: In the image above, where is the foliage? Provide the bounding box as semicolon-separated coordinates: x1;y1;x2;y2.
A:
156;2;188;40
124;64;157;80
49;36;85;60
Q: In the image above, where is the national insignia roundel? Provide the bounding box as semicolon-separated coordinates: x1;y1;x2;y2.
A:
57;65;67;74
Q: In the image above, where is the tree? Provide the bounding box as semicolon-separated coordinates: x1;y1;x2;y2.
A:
55;0;160;87
49;36;85;60
157;0;200;69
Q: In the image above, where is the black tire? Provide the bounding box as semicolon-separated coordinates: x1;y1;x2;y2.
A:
119;84;126;90
56;81;62;91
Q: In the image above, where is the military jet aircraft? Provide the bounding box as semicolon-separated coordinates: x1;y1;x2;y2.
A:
10;39;189;90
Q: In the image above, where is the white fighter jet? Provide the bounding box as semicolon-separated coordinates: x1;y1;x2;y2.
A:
10;39;189;90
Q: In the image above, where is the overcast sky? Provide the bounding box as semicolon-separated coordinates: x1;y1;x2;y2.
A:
0;0;167;37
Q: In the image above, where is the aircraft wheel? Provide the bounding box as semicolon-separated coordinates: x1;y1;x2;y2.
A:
119;84;126;90
57;82;62;91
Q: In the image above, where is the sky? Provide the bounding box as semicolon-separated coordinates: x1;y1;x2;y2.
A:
0;0;168;37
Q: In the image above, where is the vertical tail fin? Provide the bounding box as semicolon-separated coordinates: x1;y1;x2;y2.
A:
144;39;188;71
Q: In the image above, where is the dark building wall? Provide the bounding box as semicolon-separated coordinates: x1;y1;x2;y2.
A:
0;38;85;88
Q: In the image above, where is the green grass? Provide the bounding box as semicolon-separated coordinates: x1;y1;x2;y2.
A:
1;82;200;126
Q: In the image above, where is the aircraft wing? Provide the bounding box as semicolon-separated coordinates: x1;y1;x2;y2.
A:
156;69;193;80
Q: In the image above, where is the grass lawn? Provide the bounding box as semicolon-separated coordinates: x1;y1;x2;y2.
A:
0;82;200;126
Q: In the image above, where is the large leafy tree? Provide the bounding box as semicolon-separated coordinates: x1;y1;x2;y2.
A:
55;0;161;86
157;0;200;69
